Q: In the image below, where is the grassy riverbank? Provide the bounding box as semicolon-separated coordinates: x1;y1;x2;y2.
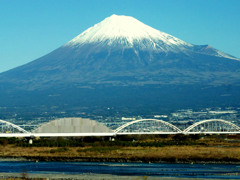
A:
0;134;240;163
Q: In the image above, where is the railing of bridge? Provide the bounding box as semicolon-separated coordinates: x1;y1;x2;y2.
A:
114;119;182;134
0;119;29;134
183;119;240;134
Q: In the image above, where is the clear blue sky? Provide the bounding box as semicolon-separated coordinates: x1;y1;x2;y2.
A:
0;0;239;73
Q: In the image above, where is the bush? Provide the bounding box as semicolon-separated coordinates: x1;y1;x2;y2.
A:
50;147;69;153
77;146;119;153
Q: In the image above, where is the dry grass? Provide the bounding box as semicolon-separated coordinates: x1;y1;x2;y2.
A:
1;144;240;162
1;135;240;162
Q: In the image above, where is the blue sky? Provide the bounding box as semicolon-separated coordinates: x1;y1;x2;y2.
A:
0;0;239;73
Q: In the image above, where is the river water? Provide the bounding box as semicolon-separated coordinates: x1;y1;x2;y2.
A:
0;161;240;179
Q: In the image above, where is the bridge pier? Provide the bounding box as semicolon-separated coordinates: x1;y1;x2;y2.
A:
26;135;35;144
109;137;115;141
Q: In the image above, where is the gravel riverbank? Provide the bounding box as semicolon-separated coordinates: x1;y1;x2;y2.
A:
0;173;238;180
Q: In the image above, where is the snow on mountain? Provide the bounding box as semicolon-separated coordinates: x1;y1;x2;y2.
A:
65;14;193;53
64;14;239;60
194;45;239;61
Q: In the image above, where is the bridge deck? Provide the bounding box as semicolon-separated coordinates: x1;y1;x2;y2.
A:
1;131;240;137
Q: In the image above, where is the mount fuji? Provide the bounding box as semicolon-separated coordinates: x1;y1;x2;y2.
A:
0;15;240;114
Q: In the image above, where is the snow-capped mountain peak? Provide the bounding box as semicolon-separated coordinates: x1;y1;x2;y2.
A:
65;14;193;52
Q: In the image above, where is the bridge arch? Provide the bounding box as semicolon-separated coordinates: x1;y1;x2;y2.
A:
114;119;182;134
183;119;240;133
0;119;29;133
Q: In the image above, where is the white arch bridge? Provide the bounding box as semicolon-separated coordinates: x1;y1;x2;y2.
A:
0;119;240;137
114;119;240;135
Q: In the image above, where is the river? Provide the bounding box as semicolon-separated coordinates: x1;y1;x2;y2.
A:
0;161;240;179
